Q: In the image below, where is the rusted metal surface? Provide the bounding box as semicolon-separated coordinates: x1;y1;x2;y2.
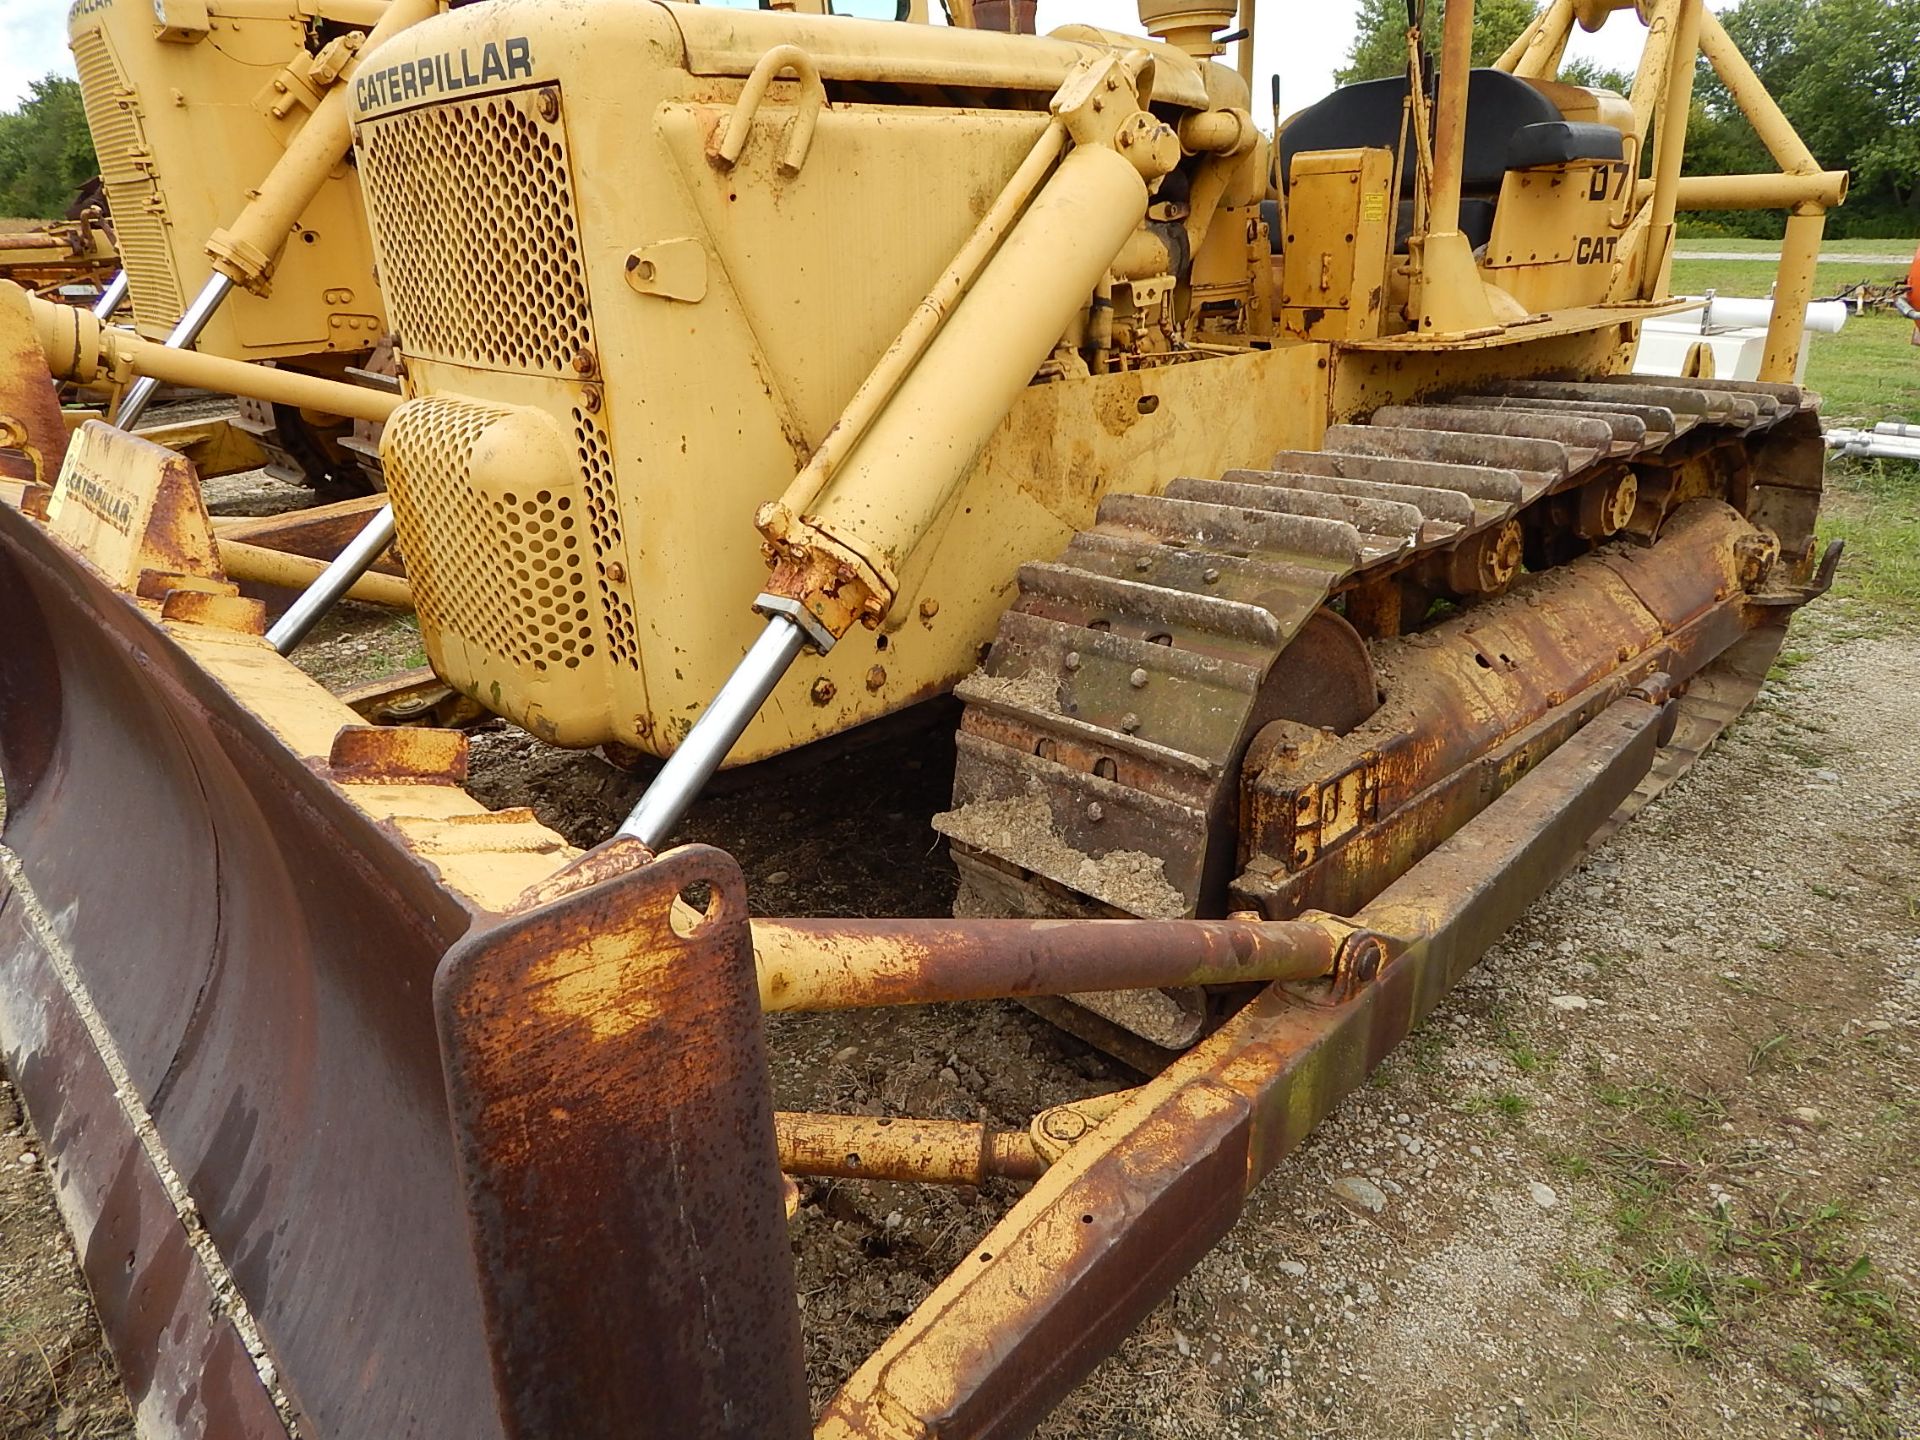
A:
1;488;813;1438
818;692;1666;1438
155;586;266;635
0;899;288;1438
751;913;1354;1012
0;221;117;303
945;378;1810;933
436;844;810;1440
1234;500;1760;919
326;723;469;785
0;497;507;1439
0;288;71;486
1250;607;1380;733
213;492;403;571
776;1112;1048;1185
1744;408;1826;565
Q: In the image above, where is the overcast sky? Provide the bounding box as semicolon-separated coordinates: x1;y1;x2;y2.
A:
2;0;1723;116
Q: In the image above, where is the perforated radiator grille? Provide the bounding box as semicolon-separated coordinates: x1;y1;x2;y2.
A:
384;398;596;675
71;27;182;331
356;90;592;375
572;406;640;671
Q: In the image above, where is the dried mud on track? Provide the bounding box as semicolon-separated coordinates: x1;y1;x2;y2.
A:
3;495;1917;1439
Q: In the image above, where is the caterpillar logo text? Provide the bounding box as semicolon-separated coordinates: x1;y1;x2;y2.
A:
1576;235;1620;265
58;465;136;535
354;38;534;115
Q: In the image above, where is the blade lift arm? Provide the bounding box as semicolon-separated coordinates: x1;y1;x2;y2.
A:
617;49;1194;850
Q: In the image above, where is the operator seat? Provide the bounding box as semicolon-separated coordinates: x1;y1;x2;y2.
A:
1273;68;1624;253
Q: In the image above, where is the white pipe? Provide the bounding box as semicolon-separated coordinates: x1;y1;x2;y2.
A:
1824;427;1920;462
1679;295;1849;334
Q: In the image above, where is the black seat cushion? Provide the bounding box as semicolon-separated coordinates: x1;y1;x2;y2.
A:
1506;120;1624;169
1279;69;1565;196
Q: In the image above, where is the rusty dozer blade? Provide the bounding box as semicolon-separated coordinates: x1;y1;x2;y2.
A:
0;483;809;1436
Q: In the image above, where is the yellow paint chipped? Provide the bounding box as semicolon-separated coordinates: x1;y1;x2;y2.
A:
526;930;666;1041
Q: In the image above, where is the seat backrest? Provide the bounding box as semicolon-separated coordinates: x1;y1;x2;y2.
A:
1279;69;1565;196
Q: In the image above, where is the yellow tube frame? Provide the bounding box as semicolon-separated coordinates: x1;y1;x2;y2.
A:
24;288;401;426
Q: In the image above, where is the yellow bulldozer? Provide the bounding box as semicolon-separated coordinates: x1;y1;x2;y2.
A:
0;184;119;308
59;0;436;488
0;0;1850;1434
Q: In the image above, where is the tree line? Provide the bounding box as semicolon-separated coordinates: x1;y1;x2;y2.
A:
1336;0;1917;238
0;78;95;221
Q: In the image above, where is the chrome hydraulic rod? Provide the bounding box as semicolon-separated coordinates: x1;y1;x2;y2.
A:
265;503;397;654
616;615;810;848
90;271;128;322
617;56;1174;850
102;0;437;433
113;271;234;430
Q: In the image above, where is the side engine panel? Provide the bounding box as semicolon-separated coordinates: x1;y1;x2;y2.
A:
70;0;385;357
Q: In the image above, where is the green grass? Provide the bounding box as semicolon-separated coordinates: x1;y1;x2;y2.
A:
1641;1252;1724;1355
1672;236;1918;257
319;613;428;687
1554;1256;1615;1303
1666;257;1905;301
1552;1075;1920;1428
1457;1085;1534;1122
1799;310;1920;425
1505;1041;1549;1075
1765;647;1813;680
1819;459;1920;618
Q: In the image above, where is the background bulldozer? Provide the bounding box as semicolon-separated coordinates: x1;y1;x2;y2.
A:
0;0;1849;1434
0;181;119;308
60;0;437;487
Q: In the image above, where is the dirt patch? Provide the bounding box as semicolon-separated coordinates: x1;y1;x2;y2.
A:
958;668;1060;713
936;789;1188;919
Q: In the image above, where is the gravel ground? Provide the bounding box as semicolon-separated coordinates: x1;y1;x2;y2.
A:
1036;598;1920;1439
2;521;1915;1437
